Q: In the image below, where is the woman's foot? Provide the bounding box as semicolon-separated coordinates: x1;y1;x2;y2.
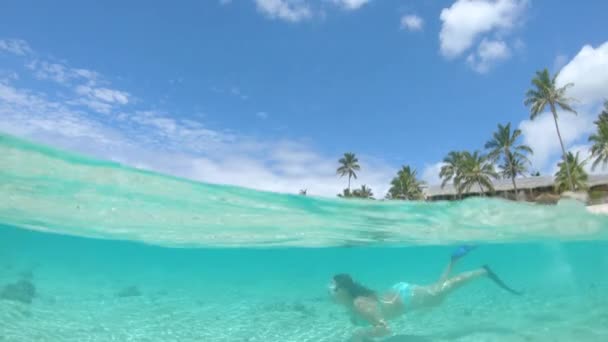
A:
451;245;477;262
483;265;523;296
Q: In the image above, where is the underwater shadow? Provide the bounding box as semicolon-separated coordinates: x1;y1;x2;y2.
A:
437;324;519;340
381;334;434;342
370;324;518;342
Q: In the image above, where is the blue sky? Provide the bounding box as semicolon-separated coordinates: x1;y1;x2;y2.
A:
1;0;607;196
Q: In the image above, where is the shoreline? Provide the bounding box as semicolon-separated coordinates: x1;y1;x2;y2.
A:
587;203;608;214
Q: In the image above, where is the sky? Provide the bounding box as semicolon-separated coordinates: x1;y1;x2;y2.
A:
1;0;607;197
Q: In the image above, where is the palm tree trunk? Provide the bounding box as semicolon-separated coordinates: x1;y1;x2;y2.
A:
477;181;485;197
507;151;519;196
348;174;351;192
511;176;518;199
551;105;575;191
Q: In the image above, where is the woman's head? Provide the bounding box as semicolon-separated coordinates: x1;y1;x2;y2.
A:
329;273;376;305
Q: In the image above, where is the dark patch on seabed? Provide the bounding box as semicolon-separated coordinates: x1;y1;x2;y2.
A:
0;279;36;304
116;285;142;298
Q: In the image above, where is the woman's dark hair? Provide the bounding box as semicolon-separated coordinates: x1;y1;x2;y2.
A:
333;273;376;299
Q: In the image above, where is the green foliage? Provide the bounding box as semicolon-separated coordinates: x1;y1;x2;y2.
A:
336;152;360;191
454;151;499;195
554;152;588;193
485;122;533;193
387;165;424;200
589;101;608;171
524;68;577;191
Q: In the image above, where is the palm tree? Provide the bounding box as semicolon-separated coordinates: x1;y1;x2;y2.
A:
589;101;608;171
455;151;499;196
484;122;533;194
500;151;528;189
439;151;464;189
554;152;588;193
524;68;577;191
352;185;374;199
388;165;425;200
336;152;360;192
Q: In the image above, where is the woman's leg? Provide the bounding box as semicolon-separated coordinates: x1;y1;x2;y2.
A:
437;268;488;294
438;245;477;282
437;265;522;297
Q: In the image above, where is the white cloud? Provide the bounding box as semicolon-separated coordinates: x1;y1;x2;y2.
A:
421;162;446;186
0;80;395;196
75;85;129;105
27;61;71;84
330;0;370;10
519;40;608;174
556;41;608;105
466;38;510;73
568;144;603;175
439;0;526;58
519;109;594;173
0;39;32;56
546;144;603;177
400;15;424;32
0;40;396;198
24;58;130;114
254;0;312;22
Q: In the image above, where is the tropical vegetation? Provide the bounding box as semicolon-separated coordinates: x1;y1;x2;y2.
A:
524;68;577;191
328;68;607;201
387;166;424;200
589;101;608;171
554;152;589;192
453;151;499;196
352;185;374;199
336;152;360;193
484;123;533;194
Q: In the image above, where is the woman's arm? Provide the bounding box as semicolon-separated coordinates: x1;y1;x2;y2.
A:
351;298;391;341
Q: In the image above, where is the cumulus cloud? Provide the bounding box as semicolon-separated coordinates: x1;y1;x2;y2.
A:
0;39;32;56
250;0;371;22
519;110;594;172
466;38;510;73
400;15;424;32
439;0;527;71
254;0;312;22
519;40;608;174
556;41;608;105
330;0;370;10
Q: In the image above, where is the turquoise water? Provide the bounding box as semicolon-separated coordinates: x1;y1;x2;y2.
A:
2;133;608;341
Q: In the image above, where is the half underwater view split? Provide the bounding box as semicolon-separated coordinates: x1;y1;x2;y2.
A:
2;134;608;342
2;1;608;341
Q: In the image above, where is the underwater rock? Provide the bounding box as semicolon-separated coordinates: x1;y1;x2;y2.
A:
116;286;141;298
0;279;36;304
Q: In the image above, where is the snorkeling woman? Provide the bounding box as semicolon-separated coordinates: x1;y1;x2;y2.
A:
328;246;521;341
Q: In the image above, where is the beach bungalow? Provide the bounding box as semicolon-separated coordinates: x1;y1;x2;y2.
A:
423;174;608;203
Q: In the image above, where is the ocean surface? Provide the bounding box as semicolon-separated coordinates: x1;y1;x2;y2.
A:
2;133;608;341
